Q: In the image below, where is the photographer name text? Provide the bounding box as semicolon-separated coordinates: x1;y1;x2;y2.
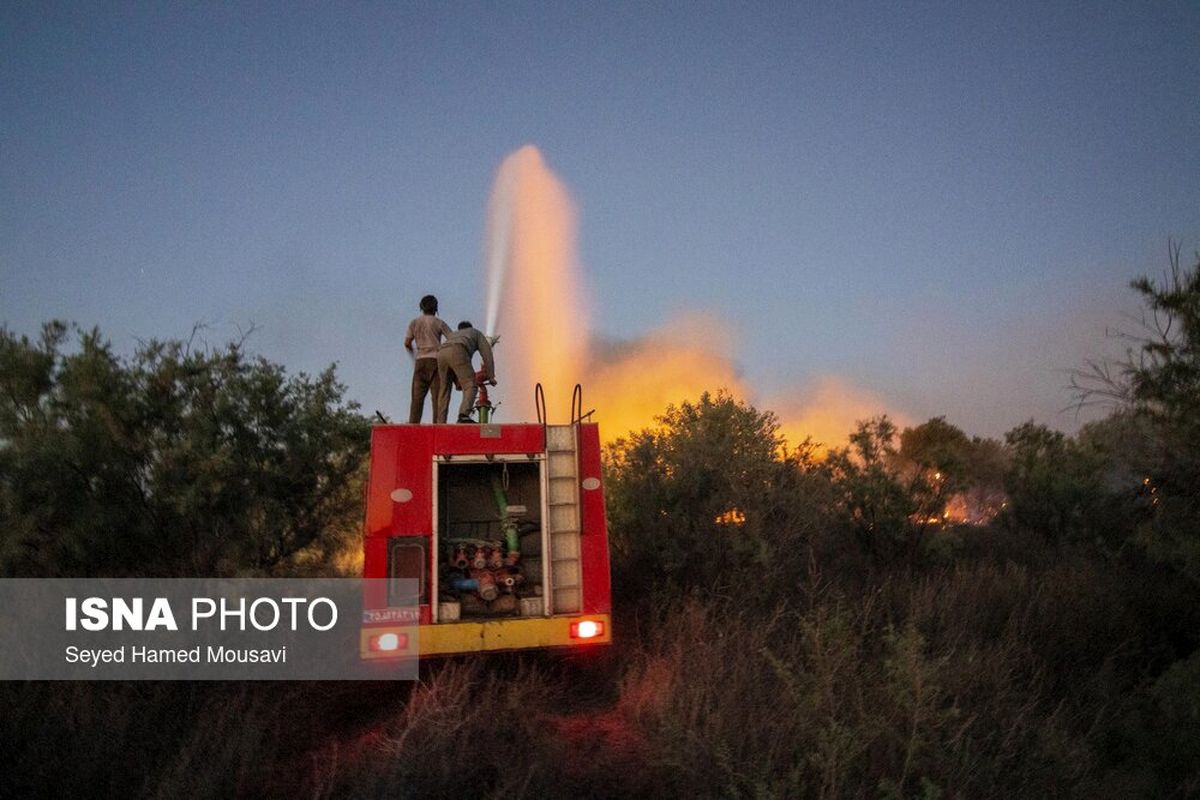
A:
65;645;287;667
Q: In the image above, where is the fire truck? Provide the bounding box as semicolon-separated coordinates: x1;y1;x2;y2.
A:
360;386;612;659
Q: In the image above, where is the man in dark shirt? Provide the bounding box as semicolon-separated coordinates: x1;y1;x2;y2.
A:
435;321;496;423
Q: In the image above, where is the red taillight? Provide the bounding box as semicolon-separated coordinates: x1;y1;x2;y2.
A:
570;620;604;639
369;632;408;652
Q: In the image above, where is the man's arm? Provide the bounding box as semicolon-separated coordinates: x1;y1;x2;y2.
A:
404;319;415;352
477;331;495;381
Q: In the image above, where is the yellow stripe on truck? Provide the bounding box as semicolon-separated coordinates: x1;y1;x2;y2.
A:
360;614;612;659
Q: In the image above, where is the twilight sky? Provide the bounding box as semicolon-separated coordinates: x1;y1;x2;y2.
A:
2;2;1197;439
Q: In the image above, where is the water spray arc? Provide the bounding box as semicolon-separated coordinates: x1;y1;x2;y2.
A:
484;165;516;339
480;145;588;423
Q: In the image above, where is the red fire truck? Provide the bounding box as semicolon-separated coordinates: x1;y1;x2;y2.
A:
360;391;612;658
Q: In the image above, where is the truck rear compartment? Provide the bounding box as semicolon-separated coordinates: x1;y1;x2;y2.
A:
435;459;546;621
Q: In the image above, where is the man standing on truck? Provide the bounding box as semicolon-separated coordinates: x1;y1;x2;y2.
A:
435;320;496;423
404;294;453;423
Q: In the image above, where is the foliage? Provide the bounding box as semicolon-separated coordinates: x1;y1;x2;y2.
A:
1125;247;1200;581
1127;246;1200;423
900;418;1008;494
1127;650;1200;795
0;322;370;577
1001;421;1115;545
1071;244;1200;579
8;541;1196;799
825;417;984;561
825;419;916;556
899;416;974;496
901;417;1009;526
603;391;833;601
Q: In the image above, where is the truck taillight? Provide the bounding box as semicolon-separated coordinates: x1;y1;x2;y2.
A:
570;620;604;639
370;632;407;652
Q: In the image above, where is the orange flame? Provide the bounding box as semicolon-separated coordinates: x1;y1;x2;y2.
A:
586;313;747;441
767;376;913;455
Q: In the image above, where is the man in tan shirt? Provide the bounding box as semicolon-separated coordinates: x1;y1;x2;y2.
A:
435;321;496;423
404;295;452;423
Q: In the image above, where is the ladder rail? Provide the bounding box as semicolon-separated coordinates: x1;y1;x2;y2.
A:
544;423;583;613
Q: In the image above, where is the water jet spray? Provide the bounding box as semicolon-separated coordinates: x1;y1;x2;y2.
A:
480;145;587;422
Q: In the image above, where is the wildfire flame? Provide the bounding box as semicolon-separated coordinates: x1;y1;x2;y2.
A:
587;313;748;441
767;376;914;454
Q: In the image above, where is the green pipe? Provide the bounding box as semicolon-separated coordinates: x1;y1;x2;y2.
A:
490;474;521;556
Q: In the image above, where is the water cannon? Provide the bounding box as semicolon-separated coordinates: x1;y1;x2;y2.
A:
475;332;500;422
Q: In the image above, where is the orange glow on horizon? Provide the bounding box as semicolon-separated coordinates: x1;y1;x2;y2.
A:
769;376;913;455
586;314;747;443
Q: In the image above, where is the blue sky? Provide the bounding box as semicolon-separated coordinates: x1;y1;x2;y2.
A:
2;2;1197;437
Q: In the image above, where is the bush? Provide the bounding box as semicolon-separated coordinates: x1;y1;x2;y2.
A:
0;322;370;577
604;391;835;605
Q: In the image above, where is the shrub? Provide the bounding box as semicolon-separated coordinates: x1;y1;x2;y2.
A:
0;322;369;577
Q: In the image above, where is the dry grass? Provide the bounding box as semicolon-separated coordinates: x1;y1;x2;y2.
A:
3;545;1197;799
